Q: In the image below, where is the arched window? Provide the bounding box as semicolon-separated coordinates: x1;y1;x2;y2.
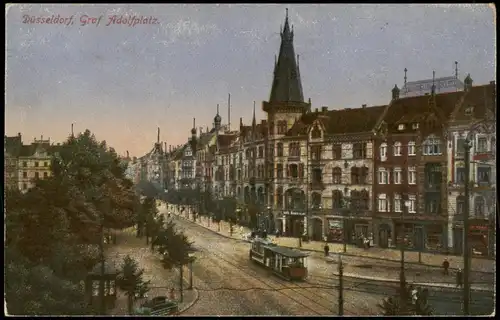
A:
456;195;466;215
393;141;402;156
332;190;343;209
277;143;284;157
351;166;359;184
350;190;360;211
380;143;388;158
332;167;342;184
278;120;287;134
423;134;442;156
474;196;485;217
311;125;322;139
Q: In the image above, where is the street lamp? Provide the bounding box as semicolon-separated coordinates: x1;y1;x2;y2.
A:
266;206;272;233
188;252;195;290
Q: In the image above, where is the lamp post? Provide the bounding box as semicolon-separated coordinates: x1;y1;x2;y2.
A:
266;205;272;234
188;252;195;290
342;187;350;253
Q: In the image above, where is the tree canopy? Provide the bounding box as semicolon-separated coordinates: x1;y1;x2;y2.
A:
5;129;140;315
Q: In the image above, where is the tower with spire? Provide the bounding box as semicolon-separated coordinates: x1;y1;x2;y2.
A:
263;8;311;136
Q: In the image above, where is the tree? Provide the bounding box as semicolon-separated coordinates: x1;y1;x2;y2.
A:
152;221;195;301
116;255;151;315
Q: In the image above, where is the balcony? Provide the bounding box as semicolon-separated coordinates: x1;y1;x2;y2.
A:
473;151;494;161
287;177;304;185
309;181;325;191
287;155;301;162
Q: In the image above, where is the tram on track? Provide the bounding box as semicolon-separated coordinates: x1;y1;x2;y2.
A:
249;238;309;281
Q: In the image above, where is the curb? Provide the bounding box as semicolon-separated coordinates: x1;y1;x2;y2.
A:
333;272;495;293
170;210;492;274
178;286;199;315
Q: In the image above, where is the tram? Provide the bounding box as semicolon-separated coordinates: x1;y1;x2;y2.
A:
249;238;309;281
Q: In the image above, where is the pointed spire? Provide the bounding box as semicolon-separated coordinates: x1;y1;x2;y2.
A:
455;61;458;79
269;9;304;103
403;68;408;95
252;101;256;127
157;127;160;144
71;123;74;137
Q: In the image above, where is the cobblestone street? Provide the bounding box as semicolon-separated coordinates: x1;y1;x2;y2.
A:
104;229;198;315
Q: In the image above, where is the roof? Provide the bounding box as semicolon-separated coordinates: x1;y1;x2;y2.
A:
4;135;22;156
264;245;309;258
451;83;495;122
269;11;304;103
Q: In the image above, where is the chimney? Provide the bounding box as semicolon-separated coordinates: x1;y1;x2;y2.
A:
41;135;43;140
321;106;328;112
315;108;319;113
362;104;367;108
490;81;495;86
18;132;21;137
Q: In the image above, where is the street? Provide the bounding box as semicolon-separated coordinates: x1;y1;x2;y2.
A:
169;208;494;316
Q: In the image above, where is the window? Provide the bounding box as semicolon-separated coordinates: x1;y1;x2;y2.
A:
477;137;488;153
477;167;491;183
332;190;343;209
407;195;417;213
393;168;402;184
456;138;466;155
277;143;284;157
311;125;321;139
380;143;387;159
23;161;27;167
277;164;283;179
456;196;466;215
23;171;28;178
332;144;342;160
351;167;359;184
360;190;369;210
456;167;466;184
359;166;368;184
393;142;402;156
258;146;264;158
412;123;419;129
378;194;388;212
332;167;342;184
474;196;485;217
425;194;440;214
394;194;402;212
408;167;417;185
398;124;405;131
35;172;39;179
278;120;287;134
311;145;322;160
289;143;300;157
408;141;416;156
465;106;474;116
378;168;388;184
423;135;442;156
22;183;27;190
34;162;39;167
353;143;366;159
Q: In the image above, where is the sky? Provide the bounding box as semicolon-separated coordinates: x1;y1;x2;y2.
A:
5;4;496;157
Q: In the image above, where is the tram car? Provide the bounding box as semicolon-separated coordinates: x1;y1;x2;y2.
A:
249;238;309;281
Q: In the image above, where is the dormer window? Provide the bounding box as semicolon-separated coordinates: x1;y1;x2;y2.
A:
412;123;419;129
398;124;405;131
465;106;474;116
311;125;322;139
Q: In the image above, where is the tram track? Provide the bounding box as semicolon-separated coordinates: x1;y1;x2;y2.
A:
180;219;354;315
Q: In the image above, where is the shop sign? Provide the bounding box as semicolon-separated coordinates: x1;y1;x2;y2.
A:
284;211;306;216
469;225;488;232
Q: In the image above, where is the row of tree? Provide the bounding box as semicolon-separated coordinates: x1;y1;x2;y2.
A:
5;130;140;315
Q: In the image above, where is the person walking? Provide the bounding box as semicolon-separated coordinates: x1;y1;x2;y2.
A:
456;268;463;288
324;243;330;257
442;258;450;276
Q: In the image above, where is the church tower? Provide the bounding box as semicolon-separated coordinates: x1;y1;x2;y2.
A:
263;8;311;137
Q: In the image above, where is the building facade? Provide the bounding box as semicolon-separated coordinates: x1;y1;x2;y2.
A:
157;11;495;252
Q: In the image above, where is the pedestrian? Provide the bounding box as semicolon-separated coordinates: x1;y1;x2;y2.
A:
324;243;330;257
456;268;463;288
442;258;450;276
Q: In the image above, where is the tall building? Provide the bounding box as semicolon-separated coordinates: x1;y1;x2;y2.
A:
160;10;495;256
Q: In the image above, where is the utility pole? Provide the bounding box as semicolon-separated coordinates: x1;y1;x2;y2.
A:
463;139;472;315
338;254;344;316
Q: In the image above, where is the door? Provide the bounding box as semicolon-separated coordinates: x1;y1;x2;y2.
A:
453;228;463;255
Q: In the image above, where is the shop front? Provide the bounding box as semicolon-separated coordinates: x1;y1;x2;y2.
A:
395;222;446;253
283;211;306;237
325;218;343;243
469;220;490;257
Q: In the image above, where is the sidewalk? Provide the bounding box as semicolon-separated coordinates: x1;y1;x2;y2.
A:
165;204;494;274
334;272;494;292
105;228;199;315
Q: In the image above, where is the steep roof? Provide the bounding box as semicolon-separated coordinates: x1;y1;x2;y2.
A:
450;82;495;123
269;9;304;103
